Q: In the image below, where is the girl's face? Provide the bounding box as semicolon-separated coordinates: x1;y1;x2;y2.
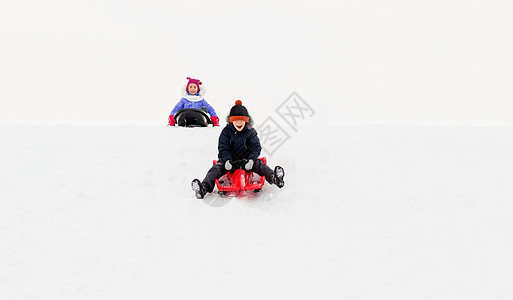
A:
187;83;198;94
233;120;246;131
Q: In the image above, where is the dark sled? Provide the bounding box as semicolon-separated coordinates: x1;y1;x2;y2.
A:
214;157;267;195
174;108;213;127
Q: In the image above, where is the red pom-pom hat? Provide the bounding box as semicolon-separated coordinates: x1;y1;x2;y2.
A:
229;100;249;123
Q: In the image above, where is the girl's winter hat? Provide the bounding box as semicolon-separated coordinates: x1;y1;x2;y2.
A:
229;100;249;123
186;77;202;90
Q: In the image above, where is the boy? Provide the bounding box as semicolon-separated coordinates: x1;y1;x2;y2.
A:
191;100;285;199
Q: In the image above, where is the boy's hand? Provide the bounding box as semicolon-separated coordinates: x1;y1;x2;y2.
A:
211;116;220;126
168;115;175;126
225;160;232;170
244;159;254;170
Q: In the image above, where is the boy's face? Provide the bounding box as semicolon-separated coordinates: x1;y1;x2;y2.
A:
233;120;246;131
187;83;198;94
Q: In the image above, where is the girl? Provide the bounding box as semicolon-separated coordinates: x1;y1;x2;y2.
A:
168;77;219;126
191;100;285;199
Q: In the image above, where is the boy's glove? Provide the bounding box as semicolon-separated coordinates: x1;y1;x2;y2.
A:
168;115;175;126
224;160;232;171
211;116;219;126
244;159;254;170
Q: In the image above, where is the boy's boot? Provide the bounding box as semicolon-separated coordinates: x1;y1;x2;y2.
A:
191;179;207;199
272;166;285;188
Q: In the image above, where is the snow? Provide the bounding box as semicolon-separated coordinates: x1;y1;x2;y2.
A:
2;1;513;127
2;0;513;297
2;124;513;299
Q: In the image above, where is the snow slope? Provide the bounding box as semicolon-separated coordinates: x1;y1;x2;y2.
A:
1;125;513;299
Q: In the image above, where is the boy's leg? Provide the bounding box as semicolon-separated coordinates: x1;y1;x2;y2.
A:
252;160;285;188
202;162;228;192
251;159;274;184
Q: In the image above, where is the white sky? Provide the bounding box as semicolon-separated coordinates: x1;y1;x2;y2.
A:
1;0;512;126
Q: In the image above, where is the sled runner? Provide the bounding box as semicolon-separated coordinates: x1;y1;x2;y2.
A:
214;157;267;195
174;108;213;127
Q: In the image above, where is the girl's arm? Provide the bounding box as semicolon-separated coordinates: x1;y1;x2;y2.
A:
202;100;217;117
170;99;186;115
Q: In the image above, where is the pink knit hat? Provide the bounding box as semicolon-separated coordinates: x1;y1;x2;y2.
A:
186;77;202;91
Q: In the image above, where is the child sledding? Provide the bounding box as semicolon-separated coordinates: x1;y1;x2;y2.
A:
168;77;220;127
191;100;285;199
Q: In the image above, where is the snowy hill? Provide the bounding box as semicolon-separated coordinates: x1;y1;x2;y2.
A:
1;124;513;299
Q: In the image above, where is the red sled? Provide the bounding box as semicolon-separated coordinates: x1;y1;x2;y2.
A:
213;157;267;194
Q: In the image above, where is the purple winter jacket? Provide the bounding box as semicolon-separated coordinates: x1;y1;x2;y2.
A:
169;85;217;117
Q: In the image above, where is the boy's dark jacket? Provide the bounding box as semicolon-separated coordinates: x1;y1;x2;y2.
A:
218;117;261;162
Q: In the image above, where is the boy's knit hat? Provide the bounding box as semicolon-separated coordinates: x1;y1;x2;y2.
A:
229;100;249;123
186;77;202;90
